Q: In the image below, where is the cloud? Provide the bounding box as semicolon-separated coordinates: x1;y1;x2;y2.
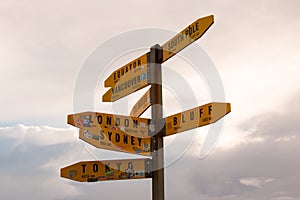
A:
162;90;300;200
239;177;274;188
0;124;154;200
1;88;300;200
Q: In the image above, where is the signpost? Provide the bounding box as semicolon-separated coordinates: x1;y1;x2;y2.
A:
62;15;231;200
61;158;152;182
130;89;151;117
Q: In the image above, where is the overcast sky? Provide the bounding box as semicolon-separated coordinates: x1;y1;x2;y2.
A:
1;0;300;199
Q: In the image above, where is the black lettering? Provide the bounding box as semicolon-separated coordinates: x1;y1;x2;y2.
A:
108;132;113;141
190;111;194;120
137;138;142;146
116;118;120;126
208;105;212;115
100;130;105;140
182;114;186;123
106;116;112;125
131;136;135;145
124;119;129;127
123;135;128;144
81;164;86;173
93;164;98;172
97;115;102;124
128;162;133;169
199;109;203;118
173;117;177;126
185;29;189;38
116;133;120;142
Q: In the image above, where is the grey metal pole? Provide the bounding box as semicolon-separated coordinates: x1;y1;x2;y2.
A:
148;44;164;200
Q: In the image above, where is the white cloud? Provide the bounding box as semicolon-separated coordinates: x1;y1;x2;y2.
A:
1;91;300;200
239;177;274;188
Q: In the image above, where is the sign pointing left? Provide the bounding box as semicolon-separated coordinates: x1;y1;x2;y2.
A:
102;64;150;102
104;53;148;87
61;158;152;182
67;112;152;156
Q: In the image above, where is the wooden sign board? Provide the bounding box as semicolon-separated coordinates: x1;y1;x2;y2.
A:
130;89;151;117
68;112;152;156
102;64;150;102
162;15;214;63
61;158;152;182
79;127;152;156
165;102;231;136
104;53;148;87
68;112;150;138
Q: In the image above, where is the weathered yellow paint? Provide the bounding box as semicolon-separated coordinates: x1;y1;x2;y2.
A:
165;102;231;136
61;158;152;182
67;111;151;156
79;127;151;156
162;15;214;63
67;111;149;137
104;53;148;87
130;89;151;117
103;64;150;102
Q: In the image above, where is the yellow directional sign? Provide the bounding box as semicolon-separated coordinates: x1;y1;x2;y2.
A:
68;112;150;137
102;64;150;102
130;89;151;117
68;112;152;156
79;127;151;156
162;15;214;63
165;102;231;136
61;158;152;182
104;53;148;87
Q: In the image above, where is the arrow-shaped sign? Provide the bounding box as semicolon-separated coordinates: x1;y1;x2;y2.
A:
130;89;151;117
104;53;148;87
61;158;152;182
165;102;231;136
103;15;213;93
68;112;152;156
78;127;152;156
162;15;214;63
102;64;150;102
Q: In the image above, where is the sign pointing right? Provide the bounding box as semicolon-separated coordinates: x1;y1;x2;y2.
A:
162;15;214;63
165;102;231;136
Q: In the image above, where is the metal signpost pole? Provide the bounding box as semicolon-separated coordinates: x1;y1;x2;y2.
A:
149;44;164;200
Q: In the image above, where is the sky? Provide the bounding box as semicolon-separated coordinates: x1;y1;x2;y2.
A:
1;0;300;199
